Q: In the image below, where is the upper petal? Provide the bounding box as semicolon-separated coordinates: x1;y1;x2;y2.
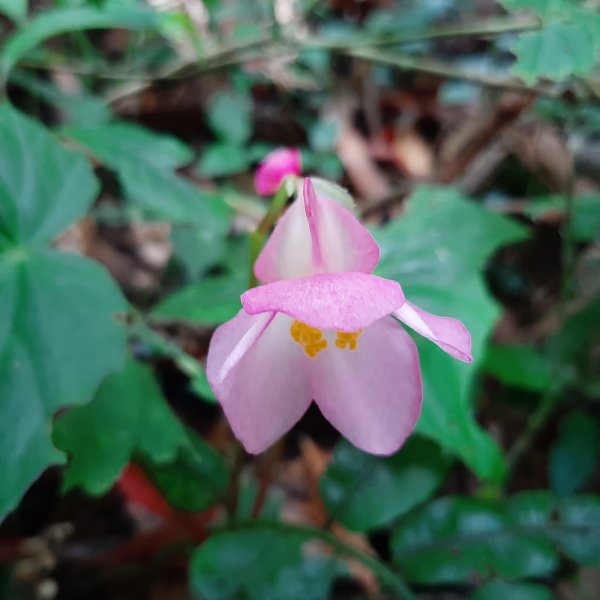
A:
206;310;312;453
241;272;404;332
254;177;380;282
308;317;422;455
394;301;473;363
255;147;301;195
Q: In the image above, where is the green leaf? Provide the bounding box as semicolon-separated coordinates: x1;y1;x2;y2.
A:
549;411;600;496
64;123;230;233
10;71;112;127
321;437;451;532
0;0;27;23
0;103;99;245
207;91;252;144
0;6;161;80
190;529;308;600
483;345;552;392
152;271;245;325
511;22;596;84
198;143;250;177
470;581;554;600
391;492;600;584
53;359;186;495
0;104;127;520
0;250;126;519
374;186;528;482
526;194;600;242
143;432;229;512
64;123;194;170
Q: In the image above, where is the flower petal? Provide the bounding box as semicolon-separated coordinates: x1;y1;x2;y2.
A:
394;301;473;363
254;177;380;282
308;317;422;455
255;147;301;195
242;272;404;332
206;310;312;453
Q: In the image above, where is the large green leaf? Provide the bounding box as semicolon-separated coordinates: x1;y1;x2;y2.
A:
53;360;186;495
0;6;161;80
321;437;451;532
0;105;127;520
0;250;126;519
0;104;99;245
391;492;600;584
374;186;528;482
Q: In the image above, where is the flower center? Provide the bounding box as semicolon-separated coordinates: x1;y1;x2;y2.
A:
290;321;363;357
290;320;328;357
335;330;363;351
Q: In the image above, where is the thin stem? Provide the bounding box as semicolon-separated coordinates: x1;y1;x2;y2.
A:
506;119;577;474
217;519;419;600
338;46;565;98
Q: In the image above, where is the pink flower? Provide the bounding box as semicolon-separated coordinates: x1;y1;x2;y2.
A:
255;147;302;195
207;178;472;455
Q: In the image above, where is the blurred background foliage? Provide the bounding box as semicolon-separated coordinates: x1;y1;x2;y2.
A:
0;0;599;599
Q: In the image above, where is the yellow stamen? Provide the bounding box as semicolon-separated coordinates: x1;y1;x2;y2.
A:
290;320;328;358
335;329;363;351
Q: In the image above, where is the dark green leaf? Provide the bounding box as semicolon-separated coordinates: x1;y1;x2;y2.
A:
470;581;554;600
0;103;99;245
189;529;306;600
321;437;451;532
53;360;186;495
0;104;126;520
483;345;552;392
144;432;229;512
207;91;252;144
549;410;600;496
198;143;250;177
374;186;528;482
391;492;600;584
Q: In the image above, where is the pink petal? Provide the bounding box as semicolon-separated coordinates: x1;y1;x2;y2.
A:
206;310;312;453
394;301;473;363
254;178;380;283
254;147;301;195
242;272;404;332
307;317;422;455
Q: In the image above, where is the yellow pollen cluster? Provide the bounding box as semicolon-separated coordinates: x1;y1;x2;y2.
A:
290;320;328;358
335;330;363;351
